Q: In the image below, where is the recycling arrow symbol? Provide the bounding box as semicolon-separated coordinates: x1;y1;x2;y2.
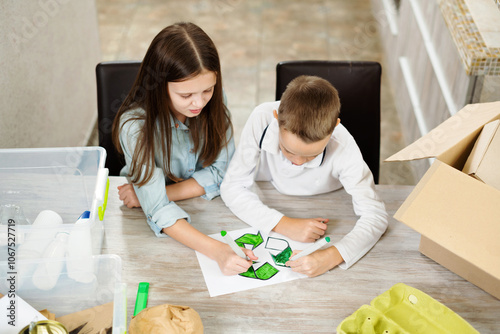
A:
235;231;279;280
239;262;279;280
234;231;264;249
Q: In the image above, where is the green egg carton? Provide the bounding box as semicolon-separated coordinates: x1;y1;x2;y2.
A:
337;283;479;334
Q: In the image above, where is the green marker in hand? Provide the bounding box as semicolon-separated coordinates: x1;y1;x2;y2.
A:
221;230;249;260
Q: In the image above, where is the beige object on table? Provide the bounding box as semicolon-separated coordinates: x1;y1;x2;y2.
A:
129;304;203;334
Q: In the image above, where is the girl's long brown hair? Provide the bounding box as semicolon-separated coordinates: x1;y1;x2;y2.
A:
112;22;232;187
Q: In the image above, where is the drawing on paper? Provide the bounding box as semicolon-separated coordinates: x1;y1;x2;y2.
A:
235;231;264;249
235;233;294;280
265;237;293;267
195;227;310;297
235;231;280;280
239;262;279;280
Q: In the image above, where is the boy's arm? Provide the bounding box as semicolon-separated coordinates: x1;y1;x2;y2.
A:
286;246;344;277
273;216;329;243
220;107;284;235
334;142;388;269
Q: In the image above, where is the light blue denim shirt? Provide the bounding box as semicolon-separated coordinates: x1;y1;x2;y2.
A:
118;108;235;237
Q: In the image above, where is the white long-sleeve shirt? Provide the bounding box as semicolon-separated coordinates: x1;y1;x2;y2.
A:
220;101;388;269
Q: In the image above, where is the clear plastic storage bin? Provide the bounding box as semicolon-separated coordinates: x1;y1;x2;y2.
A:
0;147;109;258
0;254;125;331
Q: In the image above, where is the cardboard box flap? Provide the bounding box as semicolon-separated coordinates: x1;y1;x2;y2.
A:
463;119;500;174
386;102;500;162
394;160;500;278
463;119;500;191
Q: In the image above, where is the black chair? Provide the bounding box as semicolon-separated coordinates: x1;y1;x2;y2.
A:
276;60;381;184
96;61;141;176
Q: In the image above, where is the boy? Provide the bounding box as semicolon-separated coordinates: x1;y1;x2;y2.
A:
220;75;388;277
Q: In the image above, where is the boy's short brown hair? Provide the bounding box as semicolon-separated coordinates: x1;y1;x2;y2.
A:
277;75;340;143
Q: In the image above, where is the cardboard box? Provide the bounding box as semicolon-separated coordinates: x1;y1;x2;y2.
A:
463;119;500;191
386;101;500;300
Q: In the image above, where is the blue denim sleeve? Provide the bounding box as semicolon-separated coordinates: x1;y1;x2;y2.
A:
119;115;191;237
132;168;191;237
192;127;235;200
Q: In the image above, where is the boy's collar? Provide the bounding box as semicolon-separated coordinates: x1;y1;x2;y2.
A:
259;118;280;155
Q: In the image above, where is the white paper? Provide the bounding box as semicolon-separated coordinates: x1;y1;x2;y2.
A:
195;228;311;297
0;295;48;333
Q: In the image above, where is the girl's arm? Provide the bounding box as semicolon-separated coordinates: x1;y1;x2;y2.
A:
118;113;254;274
165;178;205;202
162;219;257;275
118;115;200;236
118;177;256;274
190;128;235;201
117;178;205;208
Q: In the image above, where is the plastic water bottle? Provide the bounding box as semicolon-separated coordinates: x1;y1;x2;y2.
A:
67;211;95;283
17;210;63;284
32;232;69;290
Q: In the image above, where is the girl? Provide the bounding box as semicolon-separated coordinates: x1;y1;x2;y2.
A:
112;22;256;275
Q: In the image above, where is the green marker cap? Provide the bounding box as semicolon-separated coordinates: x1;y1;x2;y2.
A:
133;282;149;316
221;230;227;237
325;237;331;242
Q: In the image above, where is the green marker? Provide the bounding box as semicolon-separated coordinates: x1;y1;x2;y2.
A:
133;282;149;316
290;236;331;261
221;230;248;260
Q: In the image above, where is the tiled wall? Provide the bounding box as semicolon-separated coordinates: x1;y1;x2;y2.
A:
441;0;500;76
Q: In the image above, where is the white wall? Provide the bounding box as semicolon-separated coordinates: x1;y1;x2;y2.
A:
0;0;101;148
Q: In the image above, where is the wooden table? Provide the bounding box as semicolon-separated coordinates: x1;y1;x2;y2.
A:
102;177;500;333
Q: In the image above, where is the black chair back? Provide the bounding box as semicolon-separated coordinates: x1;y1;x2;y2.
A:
96;61;141;176
276;60;381;183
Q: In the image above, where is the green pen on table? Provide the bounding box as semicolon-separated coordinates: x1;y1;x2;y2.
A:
133;282;149;316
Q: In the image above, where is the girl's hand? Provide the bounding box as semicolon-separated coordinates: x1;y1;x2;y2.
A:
117;184;141;208
215;243;258;276
285;246;343;277
274;217;329;243
162;221;257;276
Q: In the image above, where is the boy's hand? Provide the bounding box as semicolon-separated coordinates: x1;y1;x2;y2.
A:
215;243;258;276
118;184;141;208
285;246;343;277
274;217;328;243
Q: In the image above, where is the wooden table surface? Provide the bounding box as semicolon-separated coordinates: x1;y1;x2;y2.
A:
102;177;500;333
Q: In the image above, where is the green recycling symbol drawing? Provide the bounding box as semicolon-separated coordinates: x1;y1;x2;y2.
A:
239;262;279;280
235;231;264;249
235;232;290;281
